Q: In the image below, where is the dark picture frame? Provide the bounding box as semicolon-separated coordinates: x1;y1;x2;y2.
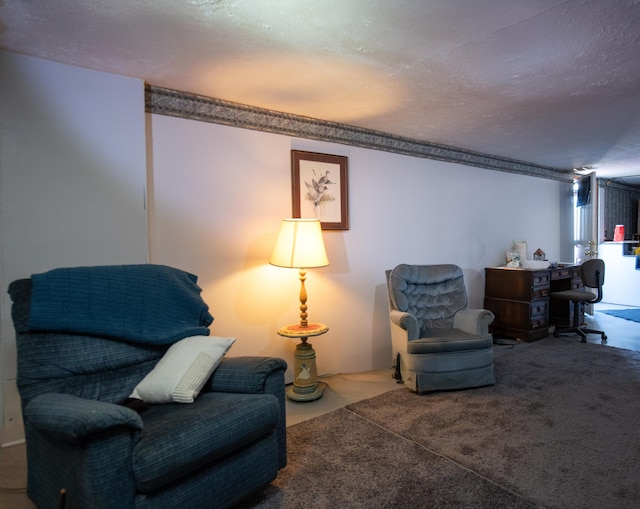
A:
291;150;349;230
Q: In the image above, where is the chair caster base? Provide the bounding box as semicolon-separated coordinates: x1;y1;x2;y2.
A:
553;329;607;343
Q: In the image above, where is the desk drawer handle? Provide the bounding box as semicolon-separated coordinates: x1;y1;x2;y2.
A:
532;317;549;327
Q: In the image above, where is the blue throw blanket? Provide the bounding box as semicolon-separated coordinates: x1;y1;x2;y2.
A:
29;264;214;344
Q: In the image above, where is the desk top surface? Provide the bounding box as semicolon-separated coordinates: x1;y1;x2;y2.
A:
487;264;577;272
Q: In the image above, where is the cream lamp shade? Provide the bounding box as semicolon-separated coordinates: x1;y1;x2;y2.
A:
269;218;329;269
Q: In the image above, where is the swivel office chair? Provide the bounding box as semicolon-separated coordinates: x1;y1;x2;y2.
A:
551;259;607;342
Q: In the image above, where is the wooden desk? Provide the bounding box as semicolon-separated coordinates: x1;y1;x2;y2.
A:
484;265;583;341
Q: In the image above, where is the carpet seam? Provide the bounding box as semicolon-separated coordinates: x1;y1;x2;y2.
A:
344;406;547;508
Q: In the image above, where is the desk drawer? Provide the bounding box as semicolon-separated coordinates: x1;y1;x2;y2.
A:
551;267;573;280
532;286;549;299
530;300;549;328
530;271;550;301
484;297;549;330
531;271;550;287
485;268;550;301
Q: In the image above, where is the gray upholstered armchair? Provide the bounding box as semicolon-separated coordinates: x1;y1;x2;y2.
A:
8;264;287;509
386;264;496;393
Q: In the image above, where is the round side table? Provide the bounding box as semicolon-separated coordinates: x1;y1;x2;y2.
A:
277;323;328;402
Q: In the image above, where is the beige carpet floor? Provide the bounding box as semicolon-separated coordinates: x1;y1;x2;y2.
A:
240;337;640;508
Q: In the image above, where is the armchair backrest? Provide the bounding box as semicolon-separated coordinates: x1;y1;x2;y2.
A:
388;264;468;332
8;264;213;408
580;258;605;303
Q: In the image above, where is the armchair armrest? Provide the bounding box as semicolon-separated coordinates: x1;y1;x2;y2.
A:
389;309;420;341
206;356;288;469
24;393;143;443
206;356;287;394
453;308;495;335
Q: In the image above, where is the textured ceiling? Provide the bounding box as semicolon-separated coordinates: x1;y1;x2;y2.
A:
2;0;640;185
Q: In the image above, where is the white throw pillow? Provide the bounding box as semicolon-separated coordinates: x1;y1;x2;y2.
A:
130;335;236;404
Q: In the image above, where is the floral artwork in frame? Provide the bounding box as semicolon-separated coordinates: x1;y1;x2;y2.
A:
291;150;349;230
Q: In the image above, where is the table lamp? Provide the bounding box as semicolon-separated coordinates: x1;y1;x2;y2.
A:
270;218;330;401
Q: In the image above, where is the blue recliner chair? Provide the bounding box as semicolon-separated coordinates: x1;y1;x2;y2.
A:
386;264;496;393
8;264;287;509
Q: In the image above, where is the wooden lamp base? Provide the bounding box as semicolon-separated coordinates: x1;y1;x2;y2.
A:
278;323;328;402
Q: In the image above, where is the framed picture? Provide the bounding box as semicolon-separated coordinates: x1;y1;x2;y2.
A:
291;150;349;230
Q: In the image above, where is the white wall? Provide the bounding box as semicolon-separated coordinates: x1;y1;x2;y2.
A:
599;243;640;306
0;52;148;444
149;115;571;380
0;51;573;443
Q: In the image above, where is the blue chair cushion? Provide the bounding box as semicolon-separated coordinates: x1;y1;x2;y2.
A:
132;392;280;493
408;329;493;354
